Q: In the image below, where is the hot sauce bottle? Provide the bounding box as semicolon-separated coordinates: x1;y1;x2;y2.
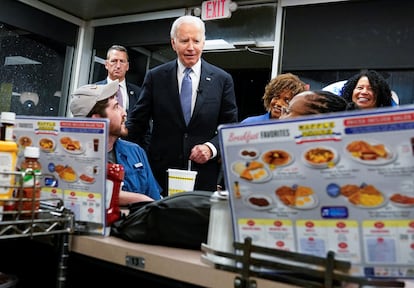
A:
19;146;42;213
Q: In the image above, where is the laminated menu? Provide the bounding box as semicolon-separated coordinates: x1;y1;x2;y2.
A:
14;116;109;235
219;105;414;278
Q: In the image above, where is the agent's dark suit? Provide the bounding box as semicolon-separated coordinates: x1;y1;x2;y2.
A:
127;59;238;195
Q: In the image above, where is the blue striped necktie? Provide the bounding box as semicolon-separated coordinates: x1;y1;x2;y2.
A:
180;68;192;125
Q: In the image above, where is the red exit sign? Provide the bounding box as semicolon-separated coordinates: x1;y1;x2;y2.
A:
201;0;233;21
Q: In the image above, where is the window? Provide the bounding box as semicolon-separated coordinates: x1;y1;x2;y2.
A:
282;0;414;105
0;23;72;116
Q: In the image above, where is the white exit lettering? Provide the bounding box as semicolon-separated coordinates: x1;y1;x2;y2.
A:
201;0;231;21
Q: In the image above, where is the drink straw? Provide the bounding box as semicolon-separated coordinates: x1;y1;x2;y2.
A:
188;159;192;171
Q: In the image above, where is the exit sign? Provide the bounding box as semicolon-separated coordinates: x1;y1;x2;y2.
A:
201;0;233;21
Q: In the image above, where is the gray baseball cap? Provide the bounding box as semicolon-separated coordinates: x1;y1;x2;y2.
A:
70;80;119;117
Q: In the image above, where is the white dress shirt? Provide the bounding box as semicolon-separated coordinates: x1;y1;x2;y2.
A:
176;60;217;159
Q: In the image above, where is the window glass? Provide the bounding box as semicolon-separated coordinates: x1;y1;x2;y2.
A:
0;23;70;116
282;0;414;105
205;4;276;44
282;0;414;70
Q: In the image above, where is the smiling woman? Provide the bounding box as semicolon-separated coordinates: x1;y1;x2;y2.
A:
341;70;392;109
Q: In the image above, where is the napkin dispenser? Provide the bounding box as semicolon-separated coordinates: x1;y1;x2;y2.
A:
204;190;234;266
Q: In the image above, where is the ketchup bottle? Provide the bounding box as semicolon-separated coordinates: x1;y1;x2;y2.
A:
106;163;124;226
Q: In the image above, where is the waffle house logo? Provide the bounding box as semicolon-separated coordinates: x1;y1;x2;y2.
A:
296;121;341;143
35;121;58;135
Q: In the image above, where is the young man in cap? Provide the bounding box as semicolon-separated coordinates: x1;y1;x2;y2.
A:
70;80;162;204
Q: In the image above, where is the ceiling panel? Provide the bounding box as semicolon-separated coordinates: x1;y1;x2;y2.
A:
32;0;275;70
38;0;203;20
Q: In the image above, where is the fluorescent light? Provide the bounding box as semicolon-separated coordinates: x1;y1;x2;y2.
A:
94;56;105;65
204;39;235;51
233;40;256;47
4;56;41;65
256;41;275;48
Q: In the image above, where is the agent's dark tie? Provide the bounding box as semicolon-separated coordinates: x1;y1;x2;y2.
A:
180;68;192;125
116;85;123;108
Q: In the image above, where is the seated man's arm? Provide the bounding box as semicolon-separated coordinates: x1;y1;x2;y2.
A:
119;190;154;206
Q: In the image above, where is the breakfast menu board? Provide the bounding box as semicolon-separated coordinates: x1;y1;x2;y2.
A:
14;116;109;235
219;106;414;278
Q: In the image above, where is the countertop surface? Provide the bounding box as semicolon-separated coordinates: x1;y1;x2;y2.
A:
71;235;414;288
71;235;298;288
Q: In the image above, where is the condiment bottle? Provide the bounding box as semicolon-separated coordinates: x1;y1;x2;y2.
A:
205;190;234;266
106;163;124;228
0;113;18;200
0;112;16;141
19;146;42;212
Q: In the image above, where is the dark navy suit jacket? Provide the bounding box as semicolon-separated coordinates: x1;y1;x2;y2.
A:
127;59;238;194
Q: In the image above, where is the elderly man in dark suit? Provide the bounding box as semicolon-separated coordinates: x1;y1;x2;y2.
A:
127;15;238;196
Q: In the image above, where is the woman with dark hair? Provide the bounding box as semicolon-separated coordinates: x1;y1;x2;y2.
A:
279;90;354;119
340;70;392;109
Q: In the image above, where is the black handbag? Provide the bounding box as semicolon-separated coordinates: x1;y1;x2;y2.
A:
111;190;212;250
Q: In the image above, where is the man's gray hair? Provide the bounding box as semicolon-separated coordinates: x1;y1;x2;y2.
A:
170;15;205;41
106;44;129;60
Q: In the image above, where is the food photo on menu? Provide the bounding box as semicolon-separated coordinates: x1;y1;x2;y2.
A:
228;136;410;212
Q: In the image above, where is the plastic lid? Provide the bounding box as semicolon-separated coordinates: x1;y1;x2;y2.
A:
211;190;229;201
0;112;16;124
24;146;40;158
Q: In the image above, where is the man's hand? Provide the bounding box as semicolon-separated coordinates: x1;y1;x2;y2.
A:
189;144;212;164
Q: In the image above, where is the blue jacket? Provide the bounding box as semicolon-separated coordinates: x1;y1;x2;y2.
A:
241;112;271;124
114;138;162;200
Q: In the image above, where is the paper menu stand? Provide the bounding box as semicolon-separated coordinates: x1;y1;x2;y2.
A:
218;106;414;279
14;116;109;235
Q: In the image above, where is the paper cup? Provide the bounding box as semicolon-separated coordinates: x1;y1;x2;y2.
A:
167;168;198;196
